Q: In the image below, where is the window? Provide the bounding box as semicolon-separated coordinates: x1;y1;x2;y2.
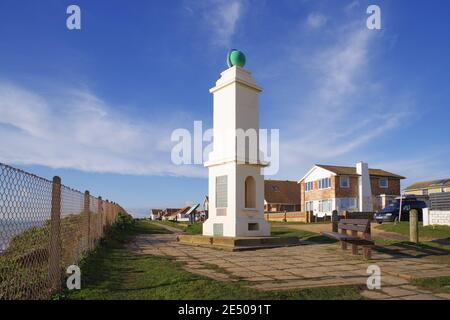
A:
216;175;228;208
248;223;259;231
422;189;428;196
305;201;314;212
245;176;256;208
318;199;332;212
305;181;314;192
379;178;389;188
339;198;357;210
318;178;331;189
272;185;280;192
340;176;350;188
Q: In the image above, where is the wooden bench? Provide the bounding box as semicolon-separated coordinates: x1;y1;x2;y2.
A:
321;219;374;259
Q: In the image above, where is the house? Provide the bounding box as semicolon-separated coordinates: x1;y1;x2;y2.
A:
299;162;405;217
264;180;301;212
163;205;200;222
404;179;450;196
150;209;164;220
161;208;182;221
203;196;209;219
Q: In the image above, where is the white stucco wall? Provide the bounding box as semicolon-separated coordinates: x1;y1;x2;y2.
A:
203;66;270;237
423;208;450;226
304;167;335;183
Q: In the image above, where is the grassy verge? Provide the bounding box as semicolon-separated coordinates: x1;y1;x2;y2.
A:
65;220;362;300
153;220;202;234
377;222;450;239
411;276;450;294
373;239;450;264
269;221;331;225
270;226;337;244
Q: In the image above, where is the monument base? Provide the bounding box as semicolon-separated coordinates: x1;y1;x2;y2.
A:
177;235;300;251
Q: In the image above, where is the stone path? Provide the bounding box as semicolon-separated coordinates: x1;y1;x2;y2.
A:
127;231;450;300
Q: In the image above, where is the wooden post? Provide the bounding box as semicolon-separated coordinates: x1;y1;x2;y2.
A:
410;209;419;243
332;210;339;232
83;191;90;252
49;176;61;291
341;228;348;250
97;196;102;244
351;230;358;255
283;210;287;222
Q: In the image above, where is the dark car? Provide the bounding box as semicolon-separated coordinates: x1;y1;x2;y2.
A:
374;196;427;224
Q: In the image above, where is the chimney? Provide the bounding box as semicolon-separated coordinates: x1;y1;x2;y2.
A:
356;162;373;212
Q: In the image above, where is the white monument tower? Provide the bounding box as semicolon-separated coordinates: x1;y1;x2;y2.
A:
203;50;271;237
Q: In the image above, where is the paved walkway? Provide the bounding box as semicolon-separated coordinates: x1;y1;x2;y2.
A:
127;230;450;300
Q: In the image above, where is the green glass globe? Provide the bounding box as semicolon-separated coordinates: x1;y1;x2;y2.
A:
227;49;246;68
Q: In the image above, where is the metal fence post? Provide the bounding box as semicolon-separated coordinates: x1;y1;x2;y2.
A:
410;209;419;243
49;176;61;292
83;191;90;253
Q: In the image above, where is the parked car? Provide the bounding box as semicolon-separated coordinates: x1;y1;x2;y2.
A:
374;196;427;224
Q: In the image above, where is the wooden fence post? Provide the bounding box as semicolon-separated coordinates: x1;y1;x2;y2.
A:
410;209;419;243
49;176;61;292
332;210;339;232
83;191;90;252
97;196;102;244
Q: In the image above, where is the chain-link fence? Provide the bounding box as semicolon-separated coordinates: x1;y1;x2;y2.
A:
0;162;127;300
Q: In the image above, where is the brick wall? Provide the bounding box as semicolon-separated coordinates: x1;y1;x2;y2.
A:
335;176;359;198
265;211;309;223
302;177;336;209
371;177;401;196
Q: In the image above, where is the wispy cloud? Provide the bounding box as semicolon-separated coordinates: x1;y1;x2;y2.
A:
306;13;327;29
185;0;244;48
267;20;413;178
0;82;205;177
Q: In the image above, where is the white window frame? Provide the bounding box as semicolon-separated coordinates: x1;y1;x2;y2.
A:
305;181;314;192
339;198;357;210
305;201;314;212
379;178;389;189
318;199;332;213
318;178;331;190
340;176;350;188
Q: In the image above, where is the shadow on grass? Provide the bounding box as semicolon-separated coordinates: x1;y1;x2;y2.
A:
374;241;450;259
271;229;337;244
431;237;450;246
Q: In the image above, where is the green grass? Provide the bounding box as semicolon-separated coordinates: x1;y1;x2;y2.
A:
377;222;450;239
270;226;337;244
373;240;450;264
269;221;331;225
64;220;362;300
411;276;450;294
153;220;202;234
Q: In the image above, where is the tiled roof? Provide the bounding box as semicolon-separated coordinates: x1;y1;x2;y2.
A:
264;180;300;204
405;179;450;190
316;164;405;179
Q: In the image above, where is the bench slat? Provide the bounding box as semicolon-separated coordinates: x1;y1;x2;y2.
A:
341;219;371;225
338;223;368;232
321;232;360;241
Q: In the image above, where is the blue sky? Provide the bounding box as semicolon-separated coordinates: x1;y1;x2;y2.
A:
0;0;449;217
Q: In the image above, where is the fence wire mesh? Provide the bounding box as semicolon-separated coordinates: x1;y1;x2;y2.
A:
0;162;126;300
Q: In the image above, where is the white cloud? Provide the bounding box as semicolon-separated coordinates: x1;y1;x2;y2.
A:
265;22;412;178
186;0;244;47
306;13;327;29
0;82;206;177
